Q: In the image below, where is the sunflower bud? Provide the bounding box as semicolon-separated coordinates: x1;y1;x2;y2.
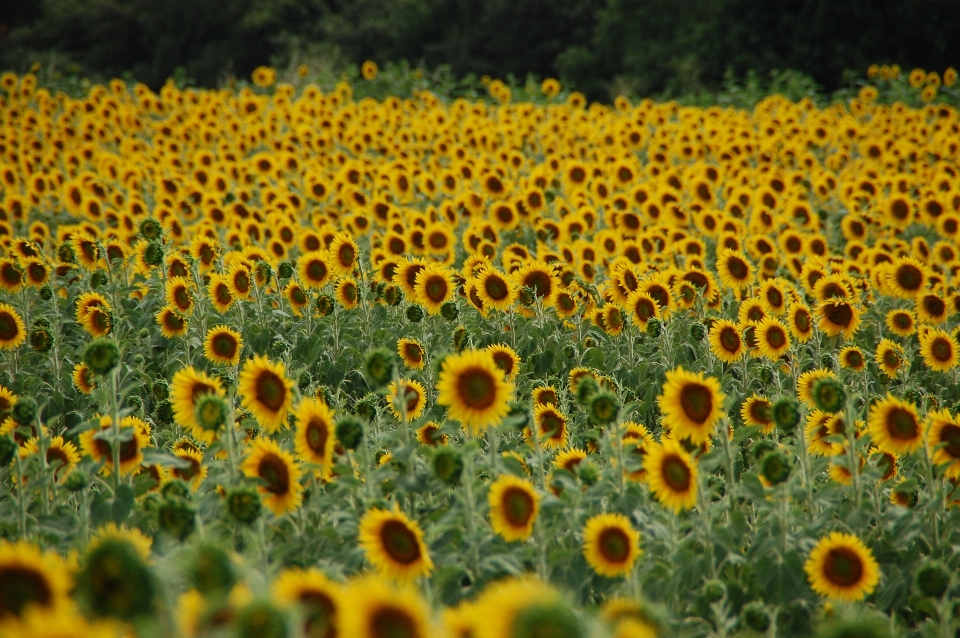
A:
237;600;287;638
126;395;143;412
777;600;811;636
433;448;463;486
83;337;120;375
355;393;379;422
690;322;706;341
575;376;599;406
811;377;846;413
139;218;162;240
561;342;576;359
335;416;365;450
383;284;402;306
363;347;396;389
703;579;725;603
39;285;53;301
131;353;145;367
760;450;792;485
751;439;777;464
195;394;228;434
75;539;157;621
298;371;312;391
226;486;262;525
143;240;164;266
57;242;75;263
914;561;950;598
441;300;459;321
11;396;37;426
276;260;294;279
453;325;469;352
513;600;580;638
406;304;424;323
63;468;90;491
741;602;771;631
0;434;16;466
760;366;775;385
772;396;801;432
588;391;619;425
162;479;191;500
816;615;890;638
583;336;596;349
315;384;333;406
518;287;535;306
646;317;662;337
155;399;174;424
819;353;835;371
157;497;196;541
577;460;599;486
32;317;50;329
315;294;334;316
90;270;109;288
187;543;236;596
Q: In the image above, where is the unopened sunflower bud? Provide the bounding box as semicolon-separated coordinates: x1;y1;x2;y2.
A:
383;284;402;306
363;347;396;389
703;579;725;603
195;394;228;434
152;379;169;400
298;371;312;391
63;468;90;492
12;396;37;426
139;218;162;240
433;448;464;486
441;300;459;321
741;602;770;632
0;434;17;466
760;450;792;485
576;376;599;406
315;294;334;316
335;416;364;450
577;460;599;486
29;328;51;353
75;539;157;621
83;337;120;375
588;391;619;425
355;393;379;422
772;396;801;432
453;326;468;352
518;287;535;306
90;270;109;288
226;487;262;525
157;497;196;541
187;543;236;596
811;377;846;413
237;600;287;638
39;285;53;301
405;304;424;323
126;395;143;412
143;241;164;266
690;322;706;341
57;243;76;263
276;260;294;279
915;561;950;598
646;317;662;337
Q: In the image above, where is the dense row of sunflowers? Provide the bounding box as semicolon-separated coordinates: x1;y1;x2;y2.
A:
0;63;959;638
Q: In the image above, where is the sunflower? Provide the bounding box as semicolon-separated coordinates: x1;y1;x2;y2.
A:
0;540;71;622
226;263;252;300
397;338;425;370
488;474;540;541
393;258;427;298
886;257;927;298
625;291;660;330
436;349;514;435
817;300;860;339
867;394;922;456
416;422;448;447
658;367;725;445
787;303;814;342
875;339;905;378
926;409;960;478
715;248;754;290
475;267;517;311
487;343;520;380
239;355;294;433
838;346;866;372
582;513;641;578
869;447;898;482
0;386;15;422
72;362;96;394
919;328;959;371
645;439;698;513
284;281;310;316
805;410;844;457
165;276;194;315
272;568;342;638
21;433;80;481
293;398;337;471
532;385;559;407
358;508;433;581
207;275;235;312
298;250;331;289
741;395;774;434
737;299;767;325
387;379;427;421
335;278;359;310
0;258;23;293
155;305;187;339
5;606;116;638
621;422;655;482
410;263;453;315
170;447;207;492
804;532;879;601
530;403;569;449
79;415;150;476
755;316;791;360
512;260;558;305
885;309;915;337
240;438;303;516
0;303;26;350
203;325;243;366
328;233;358;277
708;319;745;363
341;576;431;638
171;367;225;435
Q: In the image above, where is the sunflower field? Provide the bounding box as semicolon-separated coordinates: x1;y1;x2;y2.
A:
1;61;960;638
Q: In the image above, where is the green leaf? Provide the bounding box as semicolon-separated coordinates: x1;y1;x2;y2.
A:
142;448;191;469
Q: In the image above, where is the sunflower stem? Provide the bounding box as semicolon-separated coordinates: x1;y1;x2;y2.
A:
109;367;122;495
14;451;28;539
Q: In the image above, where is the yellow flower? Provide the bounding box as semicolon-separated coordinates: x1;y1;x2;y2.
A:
867;394;922;456
358;508;433;581
582;513;641;578
203;325;242;366
436;349;514;435
804;532;879;601
658;367;725;444
240;438;303;516
645;439;698;513
238;355;294;433
488;474;539;541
